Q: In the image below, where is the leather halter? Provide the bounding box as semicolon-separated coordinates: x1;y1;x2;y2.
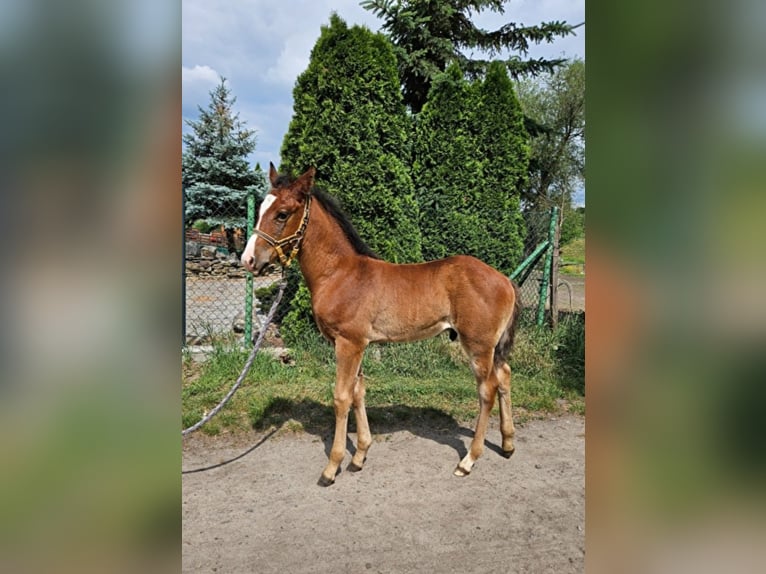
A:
252;195;311;268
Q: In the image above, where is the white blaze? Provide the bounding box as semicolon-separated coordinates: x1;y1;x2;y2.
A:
256;194;277;231
240;233;258;269
241;193;277;269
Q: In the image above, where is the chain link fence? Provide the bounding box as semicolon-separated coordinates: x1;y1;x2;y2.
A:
515;207;559;323
183;188;277;347
183;192;562;348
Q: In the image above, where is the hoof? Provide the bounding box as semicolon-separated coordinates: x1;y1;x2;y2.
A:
347;462;364;473
317;475;335;487
453;465;471;477
501;448;515;459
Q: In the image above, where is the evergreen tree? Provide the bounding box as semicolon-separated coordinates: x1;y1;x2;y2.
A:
413;65;483;262
279;14;422;343
182;79;267;243
413;63;527;275
281;13;422;264
362;0;578;112
473;61;528;271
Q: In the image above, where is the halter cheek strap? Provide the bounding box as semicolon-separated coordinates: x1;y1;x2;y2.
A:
253;196;311;268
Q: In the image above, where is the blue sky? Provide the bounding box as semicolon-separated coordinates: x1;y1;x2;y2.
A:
183;0;585;203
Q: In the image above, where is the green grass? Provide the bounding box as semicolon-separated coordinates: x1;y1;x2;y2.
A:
560;236;585;275
182;320;584;436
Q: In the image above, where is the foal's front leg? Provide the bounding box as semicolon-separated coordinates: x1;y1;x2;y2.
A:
318;338;365;486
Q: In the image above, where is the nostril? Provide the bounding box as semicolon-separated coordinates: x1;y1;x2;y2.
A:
247;257;254;266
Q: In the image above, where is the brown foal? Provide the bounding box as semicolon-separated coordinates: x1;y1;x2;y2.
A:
242;164;522;486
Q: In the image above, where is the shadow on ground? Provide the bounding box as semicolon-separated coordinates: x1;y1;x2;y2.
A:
254;397;512;464
182;396;517;475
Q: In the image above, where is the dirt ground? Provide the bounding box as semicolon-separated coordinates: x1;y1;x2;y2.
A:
182;414;584;573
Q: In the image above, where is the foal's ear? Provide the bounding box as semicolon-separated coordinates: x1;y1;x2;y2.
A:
295;166;316;197
268;162;279;187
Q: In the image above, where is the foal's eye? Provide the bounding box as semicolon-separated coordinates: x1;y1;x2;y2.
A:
276;212;289;222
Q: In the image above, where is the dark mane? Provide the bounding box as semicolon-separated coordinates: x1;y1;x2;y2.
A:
312;188;381;260
273;174;380;259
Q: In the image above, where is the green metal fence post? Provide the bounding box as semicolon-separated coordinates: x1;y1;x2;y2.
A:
510;240;550;284
244;189;256;345
536;206;559;327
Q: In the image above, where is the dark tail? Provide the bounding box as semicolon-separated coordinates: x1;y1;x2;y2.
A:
494;280;522;368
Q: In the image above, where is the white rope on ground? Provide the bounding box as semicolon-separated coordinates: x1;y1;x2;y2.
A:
182;274;288;436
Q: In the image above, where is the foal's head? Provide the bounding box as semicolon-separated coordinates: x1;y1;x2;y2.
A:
241;163;315;274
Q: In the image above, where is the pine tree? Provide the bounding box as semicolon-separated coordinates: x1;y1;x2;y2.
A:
182;79;267;242
362;0;578;112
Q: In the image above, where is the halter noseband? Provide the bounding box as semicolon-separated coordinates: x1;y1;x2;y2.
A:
252;195;312;268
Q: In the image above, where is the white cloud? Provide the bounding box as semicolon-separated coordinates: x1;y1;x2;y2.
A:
265;33;314;86
182;64;220;85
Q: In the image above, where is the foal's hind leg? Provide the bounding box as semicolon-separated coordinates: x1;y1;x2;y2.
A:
348;370;372;472
496;361;516;456
319;338;365;487
455;352;498;477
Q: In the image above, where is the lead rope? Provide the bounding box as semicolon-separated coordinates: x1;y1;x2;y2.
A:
182;271;289;436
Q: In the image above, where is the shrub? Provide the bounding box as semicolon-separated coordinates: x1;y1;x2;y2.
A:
279;14;423;341
413;63;528;275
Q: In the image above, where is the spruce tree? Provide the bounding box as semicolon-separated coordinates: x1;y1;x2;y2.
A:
182;79;267;243
362;0;578;112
